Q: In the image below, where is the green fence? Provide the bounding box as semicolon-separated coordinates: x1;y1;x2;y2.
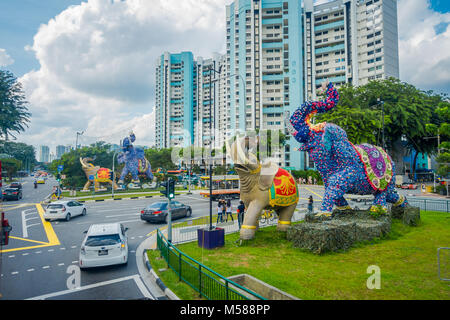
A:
156;229;266;300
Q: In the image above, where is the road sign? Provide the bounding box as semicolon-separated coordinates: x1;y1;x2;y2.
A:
89;175;94;181
57;165;64;172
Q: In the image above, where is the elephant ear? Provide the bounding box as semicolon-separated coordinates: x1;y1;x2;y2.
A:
258;161;279;191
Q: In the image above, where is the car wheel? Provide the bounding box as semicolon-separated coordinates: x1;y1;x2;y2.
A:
82;208;87;216
187;209;192;217
65;213;71;222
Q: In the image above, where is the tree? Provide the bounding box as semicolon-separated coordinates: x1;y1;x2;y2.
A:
0;141;36;170
0;70;31;140
0;157;22;182
316;78;447;177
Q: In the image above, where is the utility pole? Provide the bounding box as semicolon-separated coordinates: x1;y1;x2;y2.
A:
76;131;84;150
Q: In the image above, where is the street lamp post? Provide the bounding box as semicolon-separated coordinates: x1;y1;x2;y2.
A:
76;131;84;150
208;65;222;230
112;150;120;199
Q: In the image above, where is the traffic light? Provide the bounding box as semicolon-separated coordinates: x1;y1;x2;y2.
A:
168;178;175;199
160;180;168;197
160;178;175;199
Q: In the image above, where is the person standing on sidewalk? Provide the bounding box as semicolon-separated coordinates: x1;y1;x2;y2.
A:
226;198;234;222
217;200;224;223
237;200;245;229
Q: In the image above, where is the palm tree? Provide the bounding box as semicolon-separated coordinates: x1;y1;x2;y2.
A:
0;70;31;141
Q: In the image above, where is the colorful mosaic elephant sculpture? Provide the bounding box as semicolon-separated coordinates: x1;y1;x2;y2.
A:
287;82;408;217
117;132;154;184
80;157;118;192
227;137;299;240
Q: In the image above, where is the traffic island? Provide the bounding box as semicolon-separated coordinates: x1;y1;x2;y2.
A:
287;208;414;254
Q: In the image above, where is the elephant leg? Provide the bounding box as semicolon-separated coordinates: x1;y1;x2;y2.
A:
276;204;296;232
119;167;129;183
386;182;408;208
318;168;356;216
371;191;388;213
335;197;351;210
83;181;91;191
240;201;264;240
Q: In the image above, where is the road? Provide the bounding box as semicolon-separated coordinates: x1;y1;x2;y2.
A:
0;176;440;300
0;176;239;300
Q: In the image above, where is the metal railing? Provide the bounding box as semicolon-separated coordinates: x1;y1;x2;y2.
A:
348;198;450;213
168;208;307;245
156;229;266;300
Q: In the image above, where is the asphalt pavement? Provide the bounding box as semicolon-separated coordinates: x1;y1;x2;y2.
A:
1;177;446;300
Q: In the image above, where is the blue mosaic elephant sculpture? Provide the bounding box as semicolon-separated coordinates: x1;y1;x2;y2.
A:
287;82;408;217
117;132;154;184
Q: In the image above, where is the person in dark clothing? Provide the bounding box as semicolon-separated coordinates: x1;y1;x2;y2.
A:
237;200;245;229
308;195;314;214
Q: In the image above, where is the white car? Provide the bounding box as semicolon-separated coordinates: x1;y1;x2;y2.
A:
79;223;129;269
44;200;86;221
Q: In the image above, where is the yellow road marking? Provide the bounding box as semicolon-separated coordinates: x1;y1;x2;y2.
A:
0;203;60;253
9;236;48;245
303;186;323;199
36;203;60;246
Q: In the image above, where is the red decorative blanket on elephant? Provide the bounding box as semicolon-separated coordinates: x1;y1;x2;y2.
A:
269;168;299;207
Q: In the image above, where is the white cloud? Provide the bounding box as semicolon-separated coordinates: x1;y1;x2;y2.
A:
398;0;450;94
0;48;14;67
18;0;227;153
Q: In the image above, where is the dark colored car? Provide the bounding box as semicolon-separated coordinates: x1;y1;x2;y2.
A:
8;182;22;190
140;201;192;223
2;187;23;200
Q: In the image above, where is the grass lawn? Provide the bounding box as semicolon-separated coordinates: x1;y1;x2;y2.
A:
148;210;450;300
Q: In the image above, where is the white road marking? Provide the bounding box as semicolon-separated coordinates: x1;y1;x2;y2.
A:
27;268;35;272
27;275;153;300
11;272;19;275
42;266;50;269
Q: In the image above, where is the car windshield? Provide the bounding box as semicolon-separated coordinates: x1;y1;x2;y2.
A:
47;204;64;209
4;188;18;192
146;202;168;210
85;234;121;246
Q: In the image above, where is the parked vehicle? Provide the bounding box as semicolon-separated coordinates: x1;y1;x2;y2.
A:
2;187;22;201
79;223;128;269
44;200;86;221
401;182;418;190
140;201;192;223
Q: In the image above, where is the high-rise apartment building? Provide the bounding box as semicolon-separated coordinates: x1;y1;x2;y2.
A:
226;0;305;169
56;145;66;159
155;52;195;149
194;54;229;150
304;0;399;99
154;0;399;170
39;145;49;163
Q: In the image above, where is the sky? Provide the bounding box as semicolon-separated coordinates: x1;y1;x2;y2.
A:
0;0;449;158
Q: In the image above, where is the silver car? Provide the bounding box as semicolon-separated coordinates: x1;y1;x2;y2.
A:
79;223;129;269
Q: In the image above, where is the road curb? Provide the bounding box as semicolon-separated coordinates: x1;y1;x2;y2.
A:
143;249;179;300
78;195;162;203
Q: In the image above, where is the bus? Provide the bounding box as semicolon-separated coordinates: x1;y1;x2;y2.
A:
199;175;240;201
